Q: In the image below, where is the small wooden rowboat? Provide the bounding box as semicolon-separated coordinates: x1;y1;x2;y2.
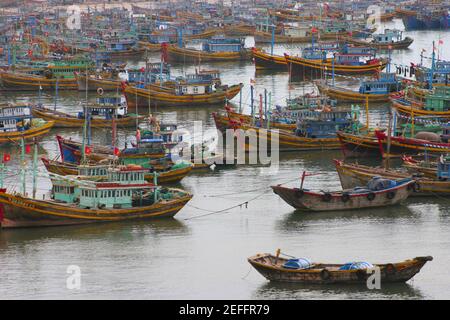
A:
272;174;415;212
248;252;432;284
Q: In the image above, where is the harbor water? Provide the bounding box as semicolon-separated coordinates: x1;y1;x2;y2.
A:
1;20;450;299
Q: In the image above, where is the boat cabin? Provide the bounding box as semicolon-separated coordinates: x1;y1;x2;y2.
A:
0;105;32;133
201;37;245;53
424;87;450;111
359;73;400;94
295;110;355;138
437;154;450;180
372;29;404;43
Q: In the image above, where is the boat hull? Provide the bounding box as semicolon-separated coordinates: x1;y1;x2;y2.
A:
0;71;77;90
248;253;432;284
123;84;243;108
0;120;54;144
252;48;287;70
0;191;192;228
271;180;413;212
317;82;393;102
165;45;251;63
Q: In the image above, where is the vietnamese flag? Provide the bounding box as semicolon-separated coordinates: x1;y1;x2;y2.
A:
85;146;92;155
311;27;318;33
113;147;120;156
25;144;32;154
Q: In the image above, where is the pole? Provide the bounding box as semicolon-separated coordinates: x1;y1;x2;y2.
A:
54;77;58;111
32;139;38;199
250;85;254;125
365;95;369;129
20;138;26;196
270;24;275;56
268;91;272;129
239;88;242;113
385;111;392;169
429;42;435;90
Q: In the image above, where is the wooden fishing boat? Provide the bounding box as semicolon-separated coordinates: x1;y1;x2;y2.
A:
337;131;382;157
0;71;78;90
138;41;162;52
122;82;243;108
31;104;142;128
222;24;255;37
334;159;450;196
272;173;415;212
342;29;414;50
163;43;251;63
248;252;432;284
215;109;360;152
0;168;192;229
252;48;287;70
213;110;296;132
316;73;402;103
392;86;450;118
285;52;387;78
41;158;193;185
0;104;54;144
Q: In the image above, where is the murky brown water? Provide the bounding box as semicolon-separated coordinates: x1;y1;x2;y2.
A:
1;20;450;299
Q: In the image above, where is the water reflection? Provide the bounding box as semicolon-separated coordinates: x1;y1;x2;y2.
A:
254;281;425;300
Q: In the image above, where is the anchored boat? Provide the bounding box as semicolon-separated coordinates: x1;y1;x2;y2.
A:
272;172;415;212
0;104;54;144
248;251;432;284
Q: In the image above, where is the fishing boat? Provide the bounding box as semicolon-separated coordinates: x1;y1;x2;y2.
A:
252;48;287;70
0;104;54;144
31;97;142;128
317;73;402;103
342;29;414;50
0;56;94;91
163;37;251;63
122;78;243;108
248;251;432;284
272;171;415;212
285;46;387;78
74;63;171;92
0;165;192;228
41;157;192;185
213;93;338;132
215;108;360;152
392;86;450;118
334;159;450;196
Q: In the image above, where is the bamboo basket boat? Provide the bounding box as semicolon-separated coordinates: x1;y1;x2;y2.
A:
248;252;432;284
164;44;252;63
122;83;243;108
334;159;450;196
285;54;388;77
0;188;192;228
0;71;78;90
252;48;287;70
31;105;143;128
271;178;415;212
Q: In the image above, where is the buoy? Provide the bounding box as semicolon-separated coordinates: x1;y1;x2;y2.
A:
97;87;104;95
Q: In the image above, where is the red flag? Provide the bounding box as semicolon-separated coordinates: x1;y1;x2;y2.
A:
113;147;120;156
25;144;32;154
311;27;318;33
3;154;11;163
136;129;141;142
85;146;92;155
439;40;444;45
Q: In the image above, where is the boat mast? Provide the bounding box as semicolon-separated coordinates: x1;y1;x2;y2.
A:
20;138;26;196
32;138;38;199
429;41;436;89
